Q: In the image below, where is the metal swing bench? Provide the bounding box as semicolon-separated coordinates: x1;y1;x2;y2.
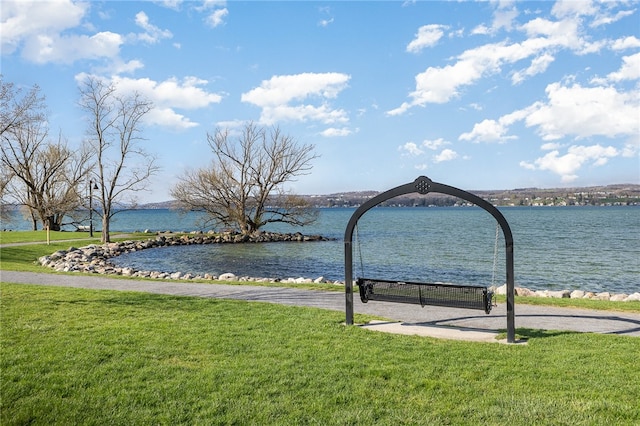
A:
357;278;494;314
344;176;516;343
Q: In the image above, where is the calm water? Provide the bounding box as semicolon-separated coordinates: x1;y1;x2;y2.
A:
4;206;639;293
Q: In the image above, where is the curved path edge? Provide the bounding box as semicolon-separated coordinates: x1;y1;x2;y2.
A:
2;271;639;338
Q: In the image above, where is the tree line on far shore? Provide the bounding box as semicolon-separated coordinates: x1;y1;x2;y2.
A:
301;185;640;208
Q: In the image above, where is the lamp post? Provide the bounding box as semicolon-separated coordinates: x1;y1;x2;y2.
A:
89;180;98;237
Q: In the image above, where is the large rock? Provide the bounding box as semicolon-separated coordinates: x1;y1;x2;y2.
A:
594;292;611;301
548;290;570;299
515;287;535;297
626;292;640;302
218;272;237;281
494;284;507;295
610;294;628;302
570;290;585;299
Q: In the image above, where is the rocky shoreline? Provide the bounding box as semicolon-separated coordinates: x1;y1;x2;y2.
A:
38;231;640;302
38;231;341;285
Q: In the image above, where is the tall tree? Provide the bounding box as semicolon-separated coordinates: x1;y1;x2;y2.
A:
171;122;318;234
78;75;157;243
1;78;91;230
1;77;44;225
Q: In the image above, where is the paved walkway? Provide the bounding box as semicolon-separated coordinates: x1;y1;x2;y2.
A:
3;271;639;341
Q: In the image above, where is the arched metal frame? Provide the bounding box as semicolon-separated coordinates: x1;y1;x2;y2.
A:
344;176;515;343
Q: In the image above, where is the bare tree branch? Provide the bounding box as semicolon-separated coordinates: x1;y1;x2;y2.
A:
78;75;158;242
171;122;318;234
1;78;91;230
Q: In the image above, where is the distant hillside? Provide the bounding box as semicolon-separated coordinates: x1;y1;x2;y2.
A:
140;183;640;209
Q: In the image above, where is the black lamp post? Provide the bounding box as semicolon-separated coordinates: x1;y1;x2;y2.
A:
89;180;98;237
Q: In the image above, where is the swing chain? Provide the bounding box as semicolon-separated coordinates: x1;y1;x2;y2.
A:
491;223;500;289
355;224;365;279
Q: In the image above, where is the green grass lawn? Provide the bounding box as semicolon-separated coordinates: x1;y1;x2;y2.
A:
0;230;102;244
2;283;639;425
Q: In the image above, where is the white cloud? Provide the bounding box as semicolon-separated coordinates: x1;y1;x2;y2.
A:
241;73;350;125
112;75;223;110
520;144;619;182
215;119;248;132
107;59;145;75
460;119;508;143
591;8;636;28
156;0;184;11
471;3;519;35
388;2;625;115
406;25;448;53
146;107;199;129
492;6;519;32
77;73;223;130
1;1;169;66
463;82;639;143
319;18;334;27
600;52;640;82
433;148;458;163
387;102;412;117
321;127;352;137
389;36;556;112
399;138;458;166
471;24;491;36
459;108;527;143
541;142;561;150
191;1;228;27
611;36;640;50
622;138;639;158
551;0;597;19
0;0;88;55
23;31;124;64
132;11;173;44
206;8;228;28
422;138;448;150
512;53;555;84
399;142;424;156
0;0;129;65
525;83;639;140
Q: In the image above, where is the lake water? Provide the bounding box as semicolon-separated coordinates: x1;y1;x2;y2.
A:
4;206;639;294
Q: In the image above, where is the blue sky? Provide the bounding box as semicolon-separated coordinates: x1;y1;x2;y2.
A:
2;0;639;203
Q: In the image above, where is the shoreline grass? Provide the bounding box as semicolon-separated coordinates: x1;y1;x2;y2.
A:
2;283;639;425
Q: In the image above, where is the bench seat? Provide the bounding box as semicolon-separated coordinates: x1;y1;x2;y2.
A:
357;277;494;314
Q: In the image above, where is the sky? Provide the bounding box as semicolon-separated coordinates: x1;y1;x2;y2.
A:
2;0;639;203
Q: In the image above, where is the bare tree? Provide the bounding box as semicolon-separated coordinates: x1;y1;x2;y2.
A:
78;75;157;243
0;76;45;137
1;78;91;230
1;77;44;224
171;122;318;234
2;122;92;230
